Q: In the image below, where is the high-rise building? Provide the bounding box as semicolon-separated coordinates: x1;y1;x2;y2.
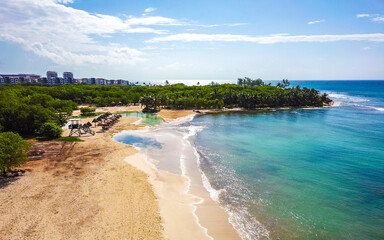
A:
63;72;73;81
47;71;58;79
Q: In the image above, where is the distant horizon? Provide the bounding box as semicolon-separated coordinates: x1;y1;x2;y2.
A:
1;72;383;82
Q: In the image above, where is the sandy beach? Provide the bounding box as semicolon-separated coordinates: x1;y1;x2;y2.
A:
0;109;240;240
71;105;144;117
0;116;163;240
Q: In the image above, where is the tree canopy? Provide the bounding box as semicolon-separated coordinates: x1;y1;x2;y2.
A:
0;79;331;135
0;132;31;174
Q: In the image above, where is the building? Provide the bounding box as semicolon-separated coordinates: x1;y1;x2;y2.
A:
116;79;129;85
63;72;74;83
0;71;130;85
47;71;58;79
59;77;68;84
38;77;48;84
0;74;40;84
48;77;56;85
9;77;19;84
96;78;106;85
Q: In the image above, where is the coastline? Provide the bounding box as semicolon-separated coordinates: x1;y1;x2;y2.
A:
0;109;240;240
1;104;340;239
118;110;241;240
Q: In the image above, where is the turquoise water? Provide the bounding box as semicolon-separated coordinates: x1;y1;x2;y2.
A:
120;112;162;126
192;81;384;239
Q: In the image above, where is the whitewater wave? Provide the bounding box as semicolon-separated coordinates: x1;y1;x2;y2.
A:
194;145;270;240
327;92;384;112
327;92;370;103
353;104;384;112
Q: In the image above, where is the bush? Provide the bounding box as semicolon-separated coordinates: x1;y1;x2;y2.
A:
80;107;96;116
39;122;62;139
0;132;31;174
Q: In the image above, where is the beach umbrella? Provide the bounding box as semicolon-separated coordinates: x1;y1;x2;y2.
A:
92;118;98;127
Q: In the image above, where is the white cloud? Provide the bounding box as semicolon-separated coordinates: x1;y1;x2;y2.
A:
56;0;73;4
148;33;384;44
357;14;371;18
372;17;384;22
145;8;156;13
0;0;182;66
362;46;372;50
308;19;326;25
125;16;183;26
227;23;248;27
356;13;384;23
194;23;248;28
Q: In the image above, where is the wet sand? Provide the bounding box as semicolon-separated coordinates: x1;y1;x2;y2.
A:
118;111;241;240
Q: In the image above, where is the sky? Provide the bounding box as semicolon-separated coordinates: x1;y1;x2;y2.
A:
0;0;384;81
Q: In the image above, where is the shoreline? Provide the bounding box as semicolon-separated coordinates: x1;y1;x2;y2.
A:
114;110;241;240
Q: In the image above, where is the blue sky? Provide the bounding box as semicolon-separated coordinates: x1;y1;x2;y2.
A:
0;0;384;81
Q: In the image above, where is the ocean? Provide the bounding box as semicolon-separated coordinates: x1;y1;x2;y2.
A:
115;80;384;240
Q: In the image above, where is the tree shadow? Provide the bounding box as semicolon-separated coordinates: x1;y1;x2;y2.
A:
0;170;26;189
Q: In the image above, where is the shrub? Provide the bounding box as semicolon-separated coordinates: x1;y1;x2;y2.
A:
80;107;96;116
39;122;62;139
0;132;31;174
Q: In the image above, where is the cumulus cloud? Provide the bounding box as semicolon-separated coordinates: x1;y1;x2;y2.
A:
308;19;326;25
147;33;384;44
0;0;181;65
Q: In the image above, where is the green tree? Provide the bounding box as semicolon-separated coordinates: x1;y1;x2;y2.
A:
0;132;31;174
39;122;62;139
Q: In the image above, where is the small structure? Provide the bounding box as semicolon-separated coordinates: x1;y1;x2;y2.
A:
68;118;95;137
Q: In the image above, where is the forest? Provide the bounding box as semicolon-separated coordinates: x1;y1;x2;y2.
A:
0;78;331;137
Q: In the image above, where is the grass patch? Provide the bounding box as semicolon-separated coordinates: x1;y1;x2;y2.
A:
55;136;84;142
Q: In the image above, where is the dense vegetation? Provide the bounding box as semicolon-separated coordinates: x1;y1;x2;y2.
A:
0;132;31;174
39;122;62;139
0;78;331;136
